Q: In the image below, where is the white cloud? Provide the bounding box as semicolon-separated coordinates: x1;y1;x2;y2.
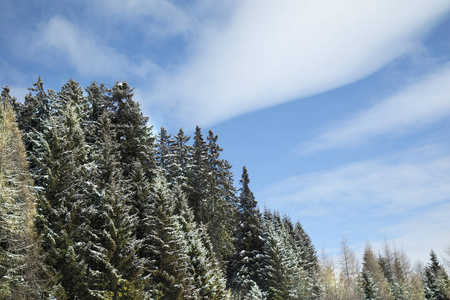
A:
92;0;195;37
302;64;450;154
31;16;159;79
147;0;450;127
261;144;450;214
378;203;450;264
259;144;450;262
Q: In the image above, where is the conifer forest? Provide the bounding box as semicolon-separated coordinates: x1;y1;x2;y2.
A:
1;78;449;299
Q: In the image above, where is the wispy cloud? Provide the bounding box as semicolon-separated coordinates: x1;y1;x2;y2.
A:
91;0;195;37
146;0;450;127
301;64;450;154
258;143;450;262
377;203;450;263
30;16;160;80
260;144;450;215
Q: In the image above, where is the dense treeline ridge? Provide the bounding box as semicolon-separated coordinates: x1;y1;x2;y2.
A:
0;78;449;299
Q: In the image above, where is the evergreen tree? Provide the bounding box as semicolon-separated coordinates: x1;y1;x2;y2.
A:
156;127;174;182
17;77;52;148
109;81;155;179
85;81;110;146
361;243;391;300
292;220;320;298
361;271;378;300
81;111;142;299
172;183;228;299
169;128;191;189
204;130;236;260
0;86;47;299
32;80;92;298
141;176;193;299
423;250;450;300
186;126;207;223
228;167;264;297
260;211;311;300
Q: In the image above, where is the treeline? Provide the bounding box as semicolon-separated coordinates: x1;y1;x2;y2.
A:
0;78;449;299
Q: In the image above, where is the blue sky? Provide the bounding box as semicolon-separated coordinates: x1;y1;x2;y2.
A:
1;0;450;264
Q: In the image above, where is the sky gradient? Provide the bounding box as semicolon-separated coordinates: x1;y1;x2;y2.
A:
1;0;450;264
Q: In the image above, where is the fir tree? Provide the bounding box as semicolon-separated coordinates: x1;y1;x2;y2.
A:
156;127;174;183
360;243;391;299
186;126;207;223
204;130;236;260
361;271;379;300
109;81;155;179
228;167;264;297
292;220;320;298
423;250;450;300
141;176;193;299
169;128;191;189
172;183;228;299
81;111;143;299
32;80;92;298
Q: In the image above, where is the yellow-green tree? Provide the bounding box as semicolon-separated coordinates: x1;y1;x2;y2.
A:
0;86;45;299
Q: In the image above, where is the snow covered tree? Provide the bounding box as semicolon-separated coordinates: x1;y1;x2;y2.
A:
109;81;155;179
85;81;111;146
423;250;450;300
141;176;193;299
360;243;391;299
260;211;313;300
17;77;52;152
204;130;236;259
32;80;93;298
0;86;47;299
186;126;207;224
185;223;229;299
361;271;379;300
292;220;320;298
156;127;175;183
168;128;191;189
172;182;228;299
228;167;264;297
80;111;143;299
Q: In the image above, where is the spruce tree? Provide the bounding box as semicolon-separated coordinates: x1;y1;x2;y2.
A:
423;250;450;300
186;126;207;223
17;77;52;150
172;183;228;299
228;167;264;297
169;128;191;189
204;130;236;260
81;111;142;299
292;220;320;298
361;271;378;300
32;80;92;298
109;81;155;179
156;127;174;183
141;176;193;299
361;243;390;300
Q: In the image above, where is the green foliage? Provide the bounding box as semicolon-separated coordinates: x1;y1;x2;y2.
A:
424;250;450;300
5;77;438;300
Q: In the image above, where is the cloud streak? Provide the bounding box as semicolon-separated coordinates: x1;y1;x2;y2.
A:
31;16;160;80
302;64;450;154
258;143;450;262
260;145;450;216
147;0;450;127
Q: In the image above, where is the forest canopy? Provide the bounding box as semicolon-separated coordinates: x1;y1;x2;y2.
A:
0;78;449;299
